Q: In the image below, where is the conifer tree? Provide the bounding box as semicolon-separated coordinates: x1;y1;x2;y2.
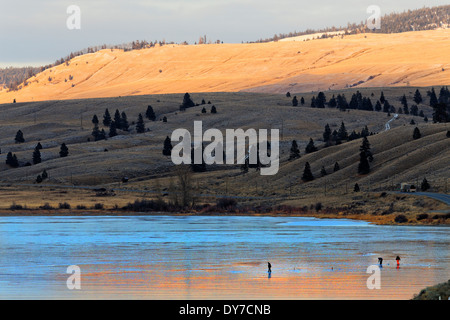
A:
163;136;172;156
114;109;122;129
380;91;385;104
36;142;43;150
211;105;217;113
289;140;301;160
302;162;314;182
321;166;327;177
414;89;422;104
413;127;421;140
421;178;430;191
358;137;372;174
300;97;305;105
292;96;298;106
201;107;207;113
121;112;129;131
42;169;48;180
333;162;340;172
136;113;145;133
146;105;156;121
92;123;100;141
305;138;317;154
323;124;332;146
32;146;41;165
429;88;438;106
103;108;112;126
181;93;195;109
36;175;43;184
15;130;25;143
59;143;69;157
354;183;360;192
92;114;99;125
109;121;117;137
338;122;348;141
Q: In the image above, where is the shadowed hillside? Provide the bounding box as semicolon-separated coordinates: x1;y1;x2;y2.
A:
0;90;448;223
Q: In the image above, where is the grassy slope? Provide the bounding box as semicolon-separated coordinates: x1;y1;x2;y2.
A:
0;89;448;223
1;30;450;103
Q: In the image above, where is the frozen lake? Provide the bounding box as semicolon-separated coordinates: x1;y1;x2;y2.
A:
0;215;448;299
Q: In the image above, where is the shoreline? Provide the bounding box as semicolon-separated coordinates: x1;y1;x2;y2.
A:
0;209;448;226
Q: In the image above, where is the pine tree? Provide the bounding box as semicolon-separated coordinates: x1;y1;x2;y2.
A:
320;166;327;177
286;92;291;98
109;121;118;137
11;154;19;167
92;114;99;125
15;130;25;143
163;136;172;156
136;113;145;133
121;112;129;131
302;162;314;182
358;137;372;174
429;88;438;106
92;123;100;140
32;147;41;165
162;116;167;122
300;97;305;105
414;89;422;104
375;100;382;112
36;175;43;184
289;140;301;160
114;109;122;129
413;127;421;140
59;143;69;157
292;96;298;106
333;162;340;172
36;142;43;150
305;138;317;154
380;91;385;104
201;107;207;113
421;178;430;191
181;92;195;109
447;130;450;138
338;122;348;141
145;105;156;121
328;95;337;108
354;183;360;192
323;124;332;146
103;108;112;126
211;105;217;113
42;169;48;180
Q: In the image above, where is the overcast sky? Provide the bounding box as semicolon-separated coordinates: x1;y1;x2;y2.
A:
0;0;448;67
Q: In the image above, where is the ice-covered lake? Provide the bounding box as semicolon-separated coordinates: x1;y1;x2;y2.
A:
0;215;448;299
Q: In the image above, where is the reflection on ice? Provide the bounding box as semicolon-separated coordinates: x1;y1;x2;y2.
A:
0;215;448;299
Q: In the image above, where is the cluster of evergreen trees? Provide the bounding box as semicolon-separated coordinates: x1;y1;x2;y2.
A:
428;87;450;122
5;137;68;169
92;106;157;141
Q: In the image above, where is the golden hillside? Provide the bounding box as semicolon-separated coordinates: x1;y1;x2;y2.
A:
1;29;450;103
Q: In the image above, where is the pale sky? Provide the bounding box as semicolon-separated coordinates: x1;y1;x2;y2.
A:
0;0;448;67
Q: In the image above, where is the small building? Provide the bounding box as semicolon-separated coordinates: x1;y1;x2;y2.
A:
400;183;416;193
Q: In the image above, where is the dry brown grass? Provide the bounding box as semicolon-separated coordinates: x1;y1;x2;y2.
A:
1;29;450;103
0;90;448;223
